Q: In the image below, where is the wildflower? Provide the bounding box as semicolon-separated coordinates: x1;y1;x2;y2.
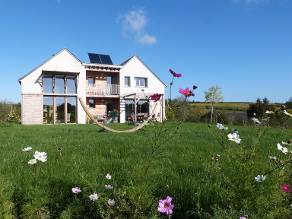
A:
179;88;193;97
251;117;261;125
228;132;241;144
150;93;162;102
216;123;228;130
33;151;47;162
265;110;274;114
268;156;277;161
107;199;115;206
282;141;290;145
277;143;289;155
22;147;32;152
158;196;174;216
106;173;112;180
283;110;292;118
105;184;113;190
239;216;248;219
281;184;292;193
169;69;182;78
89;192;99;201
28;159;37;165
72;187;81;194
255;175;266;183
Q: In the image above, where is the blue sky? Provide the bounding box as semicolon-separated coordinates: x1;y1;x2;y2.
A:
0;0;291;103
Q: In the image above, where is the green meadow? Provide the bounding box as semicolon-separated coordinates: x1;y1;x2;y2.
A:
0;123;291;218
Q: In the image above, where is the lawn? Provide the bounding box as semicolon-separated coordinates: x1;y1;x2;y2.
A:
0;122;291;218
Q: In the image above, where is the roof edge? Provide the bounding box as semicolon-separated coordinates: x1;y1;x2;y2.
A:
18;48;82;82
122;55;166;87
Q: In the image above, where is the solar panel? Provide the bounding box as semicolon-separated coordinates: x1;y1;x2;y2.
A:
88;53;113;65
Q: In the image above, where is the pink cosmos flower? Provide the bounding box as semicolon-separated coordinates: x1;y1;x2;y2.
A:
169;69;182;78
72;187;81;194
158;196;174;216
281;183;292;193
150;93;162;102
179;88;193;97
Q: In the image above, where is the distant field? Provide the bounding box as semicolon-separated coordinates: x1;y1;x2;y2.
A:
191;102;250;111
0;122;291;218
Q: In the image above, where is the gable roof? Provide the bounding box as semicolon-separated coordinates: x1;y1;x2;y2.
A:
121;55;166;87
18;48;82;83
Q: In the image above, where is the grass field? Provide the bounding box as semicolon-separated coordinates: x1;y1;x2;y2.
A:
0;122;291;218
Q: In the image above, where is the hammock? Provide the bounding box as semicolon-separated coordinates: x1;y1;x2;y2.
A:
78;97;158;133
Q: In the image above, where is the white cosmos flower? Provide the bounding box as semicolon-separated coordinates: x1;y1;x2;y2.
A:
106;173;112;180
33;151;47;162
22;147;32;152
265;110;274;114
228;132;241;144
105;184;113;190
251;117;261;125
282;141;290;145
277;143;289;155
28;159;37;165
283;110;292;118
255;175;266;182
268;156;277;161
216;123;228;130
107;199;115;206
89;192;99;201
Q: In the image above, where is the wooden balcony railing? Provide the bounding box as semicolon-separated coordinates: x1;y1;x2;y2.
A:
86;84;120;96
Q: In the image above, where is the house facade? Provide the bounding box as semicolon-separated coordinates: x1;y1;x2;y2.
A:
19;49;166;125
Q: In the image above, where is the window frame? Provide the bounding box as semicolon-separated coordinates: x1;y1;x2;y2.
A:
134;77;148;88
88;98;95;108
124;76;131;87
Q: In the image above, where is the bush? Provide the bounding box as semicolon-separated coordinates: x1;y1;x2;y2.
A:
246;98;273;119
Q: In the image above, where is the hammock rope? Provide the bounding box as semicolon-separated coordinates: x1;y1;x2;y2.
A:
78;97;158;133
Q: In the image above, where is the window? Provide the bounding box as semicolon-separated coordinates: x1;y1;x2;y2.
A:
66;76;77;94
107;76;112;85
43;96;54;124
42;73;77;94
89;98;95;108
55;97;65;123
43;76;53;93
124;76;131;87
88;77;95;86
135;77;148;88
67;97;77;123
55;76;65;94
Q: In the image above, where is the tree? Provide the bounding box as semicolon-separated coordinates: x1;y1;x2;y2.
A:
247;97;272;119
204;85;224;123
286;97;292;109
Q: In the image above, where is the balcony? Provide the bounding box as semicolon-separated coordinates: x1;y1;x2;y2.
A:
86;84;120;96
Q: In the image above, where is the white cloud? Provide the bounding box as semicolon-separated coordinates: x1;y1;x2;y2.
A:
120;9;157;45
137;33;157;45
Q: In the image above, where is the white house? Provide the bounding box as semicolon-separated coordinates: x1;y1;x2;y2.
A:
18;48;166;125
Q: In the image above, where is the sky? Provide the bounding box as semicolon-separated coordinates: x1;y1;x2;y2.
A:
0;0;291;103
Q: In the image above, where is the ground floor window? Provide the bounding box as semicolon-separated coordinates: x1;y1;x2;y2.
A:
43;96;77;124
125;99;149;122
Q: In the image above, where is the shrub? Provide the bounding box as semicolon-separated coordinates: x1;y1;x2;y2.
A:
246;98;273;119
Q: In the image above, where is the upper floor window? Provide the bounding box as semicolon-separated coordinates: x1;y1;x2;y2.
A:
66;76;77;94
43;76;53;93
135;77;148;88
55;76;65;94
42;73;77;94
87;77;95;87
124;76;131;87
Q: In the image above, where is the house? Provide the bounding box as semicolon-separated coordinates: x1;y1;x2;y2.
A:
18;49;166;125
